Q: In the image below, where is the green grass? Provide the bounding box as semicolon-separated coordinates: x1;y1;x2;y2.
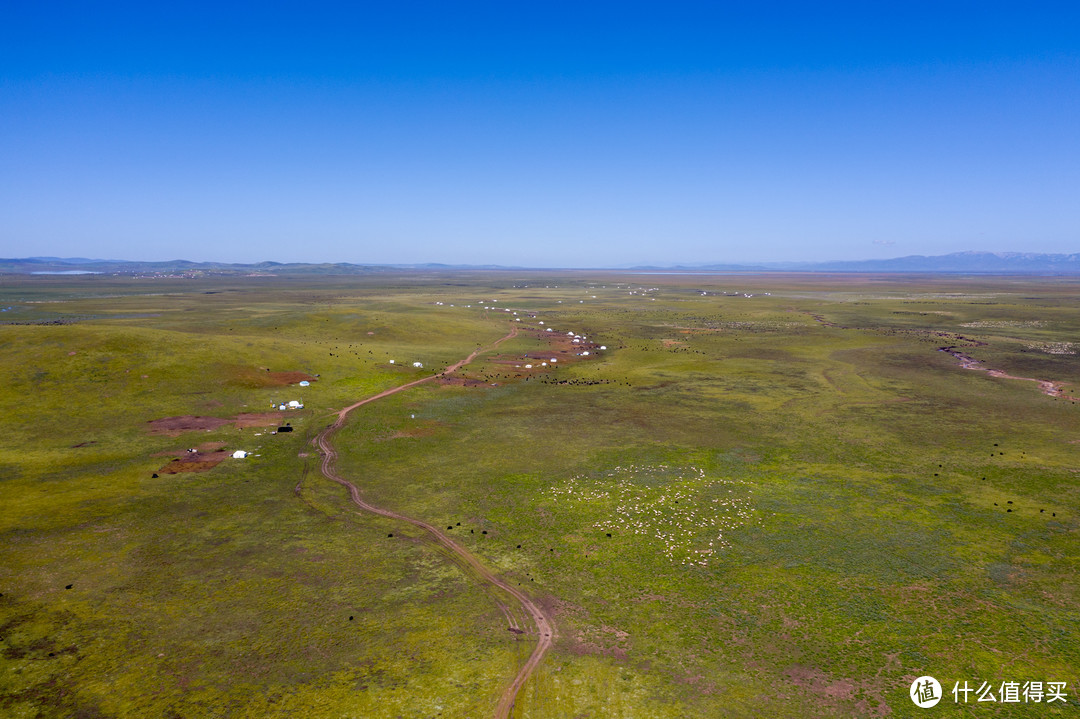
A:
2;272;1079;717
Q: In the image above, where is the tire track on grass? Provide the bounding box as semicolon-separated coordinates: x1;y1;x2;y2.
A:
313;325;554;718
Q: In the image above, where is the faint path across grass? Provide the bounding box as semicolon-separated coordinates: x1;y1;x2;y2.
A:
313;325;555;718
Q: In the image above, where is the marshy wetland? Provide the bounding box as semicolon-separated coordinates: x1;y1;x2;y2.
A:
2;272;1078;717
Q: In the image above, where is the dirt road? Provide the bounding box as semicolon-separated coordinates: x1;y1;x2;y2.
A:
313;326;553;718
940;347;1080;401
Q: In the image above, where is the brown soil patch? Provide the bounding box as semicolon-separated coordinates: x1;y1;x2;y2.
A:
148;415;232;435
149;412;295;436
159;460;219;474
229;366;317;388
565;623;631;660
785;665;856;701
234;412;287;428
157;449;233;474
781;665;889;717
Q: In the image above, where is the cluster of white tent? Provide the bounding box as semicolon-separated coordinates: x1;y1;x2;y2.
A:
387;359;424;368
426;300;615;367
564;330;604;357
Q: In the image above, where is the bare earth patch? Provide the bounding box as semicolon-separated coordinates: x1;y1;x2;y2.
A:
157;449;233;474
148;412;292;436
147;415;232;435
782;665;890;717
229;366;317;388
234;412;287;428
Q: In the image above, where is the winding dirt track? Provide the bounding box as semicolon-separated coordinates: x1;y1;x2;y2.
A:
940;348;1080;401
313;326;554;718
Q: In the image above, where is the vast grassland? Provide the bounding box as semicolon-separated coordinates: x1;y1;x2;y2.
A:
2;272;1078;717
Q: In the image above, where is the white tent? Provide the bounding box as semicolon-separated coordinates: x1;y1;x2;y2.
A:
232;450;248;459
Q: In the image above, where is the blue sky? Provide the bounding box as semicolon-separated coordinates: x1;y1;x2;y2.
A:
2;2;1078;266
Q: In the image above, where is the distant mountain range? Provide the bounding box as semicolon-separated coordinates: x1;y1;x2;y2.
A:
637;251;1080;273
3;251;1080;275
0;257;511;274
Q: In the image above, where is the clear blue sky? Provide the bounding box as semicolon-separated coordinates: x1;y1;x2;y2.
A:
2;2;1078;266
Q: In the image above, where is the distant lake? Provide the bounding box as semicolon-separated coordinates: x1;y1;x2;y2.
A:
30;270;102;275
